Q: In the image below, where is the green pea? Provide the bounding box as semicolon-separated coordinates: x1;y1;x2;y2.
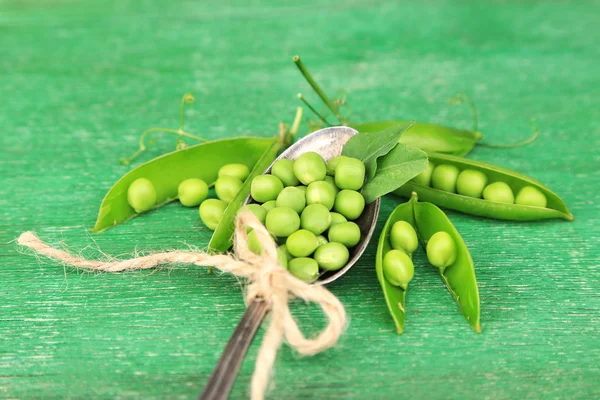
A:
261;200;277;213
456;169;488;198
334;190;365;220
314;242;349;271
483;181;515;204
326;155;349;176
127;178;157;213
431;164;460;193
177;178;208;207
238;204;267;224
329;212;347;227
293;152;327;185
251;175;284;203
323;176;339;195
300;204;332;235
288;257;319;283
275;186;306;214
271;159;300;187
277;245;289;269
215;175;243;203
328;221;361;247
199;199;228;230
286;229;319;258
278;244;293;262
516;186;547;208
306;181;336;210
389;221;418;254
426;231;457;269
296;185;308;195
218;163;250;181
316;235;328;247
265;207;300;237
334;157;365;190
411;162;435;186
382;250;414;289
247;229;262;255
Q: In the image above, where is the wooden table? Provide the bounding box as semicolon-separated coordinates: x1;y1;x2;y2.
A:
2;0;599;398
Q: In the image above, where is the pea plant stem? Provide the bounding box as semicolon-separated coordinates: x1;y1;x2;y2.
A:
297;93;332;126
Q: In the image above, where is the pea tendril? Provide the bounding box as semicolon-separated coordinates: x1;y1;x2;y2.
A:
479;118;540;149
119;93;208;166
297;93;332;126
448;93;479;132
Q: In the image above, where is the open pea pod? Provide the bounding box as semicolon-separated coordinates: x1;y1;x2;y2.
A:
92;137;277;233
352;121;482;157
413;194;481;333
394;152;574;221
375;195;415;334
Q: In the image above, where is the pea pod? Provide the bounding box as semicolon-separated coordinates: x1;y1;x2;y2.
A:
92;137;277;233
413;194;481;333
377;193;480;333
394;152;573;221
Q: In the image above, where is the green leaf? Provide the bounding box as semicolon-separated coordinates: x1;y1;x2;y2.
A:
342;122;414;181
361;144;428;204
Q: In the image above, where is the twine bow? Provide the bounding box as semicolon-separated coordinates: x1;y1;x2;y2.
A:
17;212;347;400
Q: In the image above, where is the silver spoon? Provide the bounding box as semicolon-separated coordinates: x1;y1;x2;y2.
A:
199;126;380;400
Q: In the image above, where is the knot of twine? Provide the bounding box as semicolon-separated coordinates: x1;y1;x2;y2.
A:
17;212;346;400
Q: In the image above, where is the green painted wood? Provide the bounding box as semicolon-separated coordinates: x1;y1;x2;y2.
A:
1;0;599;398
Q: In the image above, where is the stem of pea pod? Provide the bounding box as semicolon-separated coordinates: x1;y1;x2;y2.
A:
293;55;348;125
119;93;209;166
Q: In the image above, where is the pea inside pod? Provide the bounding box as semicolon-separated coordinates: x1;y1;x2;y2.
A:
394;152;573;221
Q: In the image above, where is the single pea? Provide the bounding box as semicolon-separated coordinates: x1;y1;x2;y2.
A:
483;181;515;204
456;169;488;198
389;221;418;254
412;162;435;186
323;176;339;195
199;199;228;230
314;242;349;271
215;175;243;203
329;212;347;227
251;175;284;203
127;178;157;213
300;204;332;235
431;164;460;193
261;200;277;213
177;178;208;207
276;245;289;269
218;163;250;181
265;207;300;237
288;257;319;283
316;235;328;248
286;229;319;258
328;221;361;247
326;155;350;176
516;186;548;208
276;187;306;214
382;250;414;289
426;231;457;269
334;190;365;220
247;229;262;255
334;157;365;190
295;185;308;196
271;159;300;187
238;204;267;224
293;152;327;185
306;181;336;210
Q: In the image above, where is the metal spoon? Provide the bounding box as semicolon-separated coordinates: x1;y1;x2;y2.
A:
199;126;380;400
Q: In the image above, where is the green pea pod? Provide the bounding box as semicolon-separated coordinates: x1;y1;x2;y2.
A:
375;196;415;334
413;194;481;333
394;152;574;221
208;138;283;252
352;121;483;157
92;137;276;233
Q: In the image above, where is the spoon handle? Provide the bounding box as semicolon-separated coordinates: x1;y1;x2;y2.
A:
199;299;269;400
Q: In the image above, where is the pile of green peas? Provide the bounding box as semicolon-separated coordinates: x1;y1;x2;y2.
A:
126;163;252;230
383;221;458;289
413;163;548;207
242;152;366;283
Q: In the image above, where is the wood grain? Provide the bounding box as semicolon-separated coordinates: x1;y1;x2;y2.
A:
1;0;599;399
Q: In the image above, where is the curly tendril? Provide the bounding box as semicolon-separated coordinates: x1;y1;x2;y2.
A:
448;93;479;132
